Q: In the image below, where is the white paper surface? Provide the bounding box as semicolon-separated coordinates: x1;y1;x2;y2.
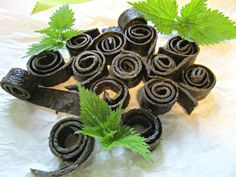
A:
0;0;236;177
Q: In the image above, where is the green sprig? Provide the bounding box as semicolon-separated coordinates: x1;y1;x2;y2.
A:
26;5;81;57
77;85;153;162
131;0;236;45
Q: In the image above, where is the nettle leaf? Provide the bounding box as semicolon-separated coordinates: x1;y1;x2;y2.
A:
77;85;153;162
181;0;207;19
131;0;178;34
32;0;92;14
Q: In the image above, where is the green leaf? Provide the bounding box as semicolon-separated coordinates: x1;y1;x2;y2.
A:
32;0;92;14
177;8;236;45
25;37;61;57
49;5;75;30
77;85;153;161
130;0;178;34
62;29;82;39
180;0;207;19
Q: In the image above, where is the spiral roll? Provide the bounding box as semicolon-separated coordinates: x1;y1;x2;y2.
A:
122;108;162;151
159;36;199;61
125;24;157;57
90;77;130;110
0;68;80;115
140;78;178;115
180;64;216;101
66;33;93;57
118;7;147;31
71;50;108;88
111;51;143;88
31;117;95;177
0;68;38;100
27;50;72;87
93;32;126;65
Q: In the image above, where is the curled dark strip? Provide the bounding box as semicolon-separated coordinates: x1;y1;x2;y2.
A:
31;117;95;177
66;33;93;57
180;64;216;101
147;54;178;79
118;7;147;31
140;78;178;115
93;32;126;65
125;24;157;57
122;108;162;151
158;36;199;61
0;68;80;115
111;51;143;88
27;50;72;87
90;77;130;110
71;50;108;88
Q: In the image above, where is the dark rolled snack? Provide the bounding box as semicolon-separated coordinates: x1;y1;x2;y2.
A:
102;26;123;33
0;68;39;100
31;117;95;177
118;7;147;31
125;24;157;57
66;33;93;57
27;50;72;87
122;108;162;151
146;54;179;80
111;51;143;88
71;50;108;88
139;78;178;115
1;68;80;116
92;31;126;65
66;28;101;57
90;77;130;110
180;64;216;101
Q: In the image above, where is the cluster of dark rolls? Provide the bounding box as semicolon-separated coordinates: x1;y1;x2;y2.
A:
0;7;216;177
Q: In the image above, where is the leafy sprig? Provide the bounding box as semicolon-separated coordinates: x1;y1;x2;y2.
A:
26;5;82;57
77;85;153;162
130;0;236;45
32;0;92;14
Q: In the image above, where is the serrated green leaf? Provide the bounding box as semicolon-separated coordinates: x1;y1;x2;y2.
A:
25;37;60;57
31;0;92;14
181;0;207;19
177;8;236;45
49;5;75;30
62;29;82;39
130;0;178;34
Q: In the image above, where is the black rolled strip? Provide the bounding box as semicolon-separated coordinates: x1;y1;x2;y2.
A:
111;51;143;88
1;68;80;115
27;50;72;87
90;77;130;110
66;33;93;57
84;28;101;39
31;117;95;177
180;64;216;101
125;24;157;57
140;78;178;115
71;50;108;88
102;26;123;33
122;108;162;151
118;7;147;31
92;31;126;65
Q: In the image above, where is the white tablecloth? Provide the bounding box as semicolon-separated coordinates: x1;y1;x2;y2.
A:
0;0;236;177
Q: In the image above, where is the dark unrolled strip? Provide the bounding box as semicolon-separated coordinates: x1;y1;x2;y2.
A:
66;28;101;57
27;50;72;87
90;77;130;110
111;51;143;88
139;78;178;115
92;31;126;65
118;7;147;31
31;117;95;177
122;108;162;151
102;26;123;33
180;64;216;101
125;24;157;57
71;50;108;88
1;68;80;115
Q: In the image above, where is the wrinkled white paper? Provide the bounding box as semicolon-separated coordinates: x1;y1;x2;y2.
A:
0;0;236;177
